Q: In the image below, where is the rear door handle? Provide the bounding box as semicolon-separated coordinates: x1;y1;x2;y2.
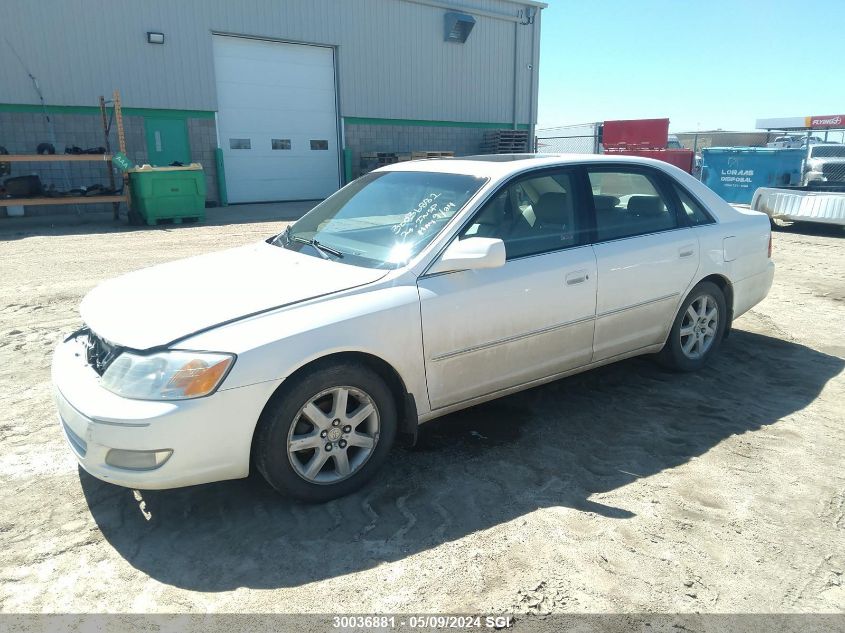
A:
679;244;696;258
566;269;589;285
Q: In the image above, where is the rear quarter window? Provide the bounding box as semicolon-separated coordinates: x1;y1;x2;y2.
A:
675;185;715;226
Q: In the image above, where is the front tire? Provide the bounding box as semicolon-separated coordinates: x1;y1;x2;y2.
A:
658;281;727;372
255;362;397;502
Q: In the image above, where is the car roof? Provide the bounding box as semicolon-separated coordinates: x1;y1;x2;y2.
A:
378;153;680;178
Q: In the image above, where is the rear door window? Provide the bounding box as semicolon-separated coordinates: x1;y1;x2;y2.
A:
587;169;677;242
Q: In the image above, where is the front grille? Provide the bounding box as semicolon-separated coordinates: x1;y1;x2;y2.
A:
62;420;87;457
821;163;845;182
83;329;121;375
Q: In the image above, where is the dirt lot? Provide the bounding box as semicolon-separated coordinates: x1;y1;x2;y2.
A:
0;209;843;615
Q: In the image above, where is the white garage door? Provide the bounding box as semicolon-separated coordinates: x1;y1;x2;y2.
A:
212;35;340;203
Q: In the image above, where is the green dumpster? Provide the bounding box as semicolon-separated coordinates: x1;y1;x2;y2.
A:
128;163;206;226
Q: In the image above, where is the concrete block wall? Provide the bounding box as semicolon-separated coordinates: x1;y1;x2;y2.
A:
343;123;490;178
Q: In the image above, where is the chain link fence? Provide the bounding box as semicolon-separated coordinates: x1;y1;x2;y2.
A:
536;128;780;155
535;134;598;154
675;129;845;152
675;131;769;152
537;124;845;158
535;123;600;154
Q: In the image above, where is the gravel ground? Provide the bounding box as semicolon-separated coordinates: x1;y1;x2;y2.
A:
0;209;843;615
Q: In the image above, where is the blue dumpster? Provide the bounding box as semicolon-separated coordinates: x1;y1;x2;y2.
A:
701;147;805;204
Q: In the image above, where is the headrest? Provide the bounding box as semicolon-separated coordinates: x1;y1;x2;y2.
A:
627;195;665;217
534;192;568;224
593;194;620;212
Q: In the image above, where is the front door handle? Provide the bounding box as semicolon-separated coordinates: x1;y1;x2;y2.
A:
679;244;696;258
566;269;589;285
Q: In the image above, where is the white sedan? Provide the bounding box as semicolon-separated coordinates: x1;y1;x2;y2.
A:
52;154;774;501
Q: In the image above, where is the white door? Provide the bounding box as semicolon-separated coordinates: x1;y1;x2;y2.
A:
212;35;340;203
587;167;700;361
418;170;597;410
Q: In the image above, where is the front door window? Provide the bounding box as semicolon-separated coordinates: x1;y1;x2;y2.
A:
460;170;587;257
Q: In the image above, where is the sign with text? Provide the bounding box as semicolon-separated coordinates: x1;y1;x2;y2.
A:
806;114;845;129
111;152;132;172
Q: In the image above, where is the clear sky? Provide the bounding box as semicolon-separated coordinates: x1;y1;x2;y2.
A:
536;0;845;133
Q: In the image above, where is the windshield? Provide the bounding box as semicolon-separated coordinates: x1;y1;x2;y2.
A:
810;145;845;158
274;171;486;268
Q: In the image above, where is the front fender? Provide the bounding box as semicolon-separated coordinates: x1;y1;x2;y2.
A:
179;284;430;416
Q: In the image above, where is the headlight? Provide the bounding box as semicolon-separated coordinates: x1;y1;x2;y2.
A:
100;351;235;400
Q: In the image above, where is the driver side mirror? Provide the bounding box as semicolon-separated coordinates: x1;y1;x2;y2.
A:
428;237;506;275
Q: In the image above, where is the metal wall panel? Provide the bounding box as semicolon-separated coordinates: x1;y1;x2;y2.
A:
1;0;541;124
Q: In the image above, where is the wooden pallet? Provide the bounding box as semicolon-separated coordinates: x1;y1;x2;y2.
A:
480;129;530;154
483;130;529;137
411;151;454;159
481;141;528;148
480;146;529;153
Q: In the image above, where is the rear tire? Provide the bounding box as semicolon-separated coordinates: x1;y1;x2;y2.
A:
658;281;727;372
255;361;397;502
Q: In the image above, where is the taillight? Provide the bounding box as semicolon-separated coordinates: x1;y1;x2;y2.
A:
768;233;773;258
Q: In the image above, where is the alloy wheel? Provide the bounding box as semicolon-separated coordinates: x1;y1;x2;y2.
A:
286;386;380;484
680;294;719;360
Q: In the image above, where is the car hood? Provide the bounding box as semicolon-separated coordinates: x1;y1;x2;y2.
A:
80;241;388;350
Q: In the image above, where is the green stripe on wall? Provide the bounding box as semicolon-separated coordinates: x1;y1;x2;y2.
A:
0;103;215;119
1;106;525;129
344;116;529;130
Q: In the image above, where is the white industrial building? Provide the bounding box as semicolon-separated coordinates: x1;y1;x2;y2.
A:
1;0;544;209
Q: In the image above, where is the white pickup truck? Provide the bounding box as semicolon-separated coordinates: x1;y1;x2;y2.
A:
751;144;845;228
803;143;845;185
766;135;824;149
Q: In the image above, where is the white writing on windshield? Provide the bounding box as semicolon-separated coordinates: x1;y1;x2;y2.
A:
392;193;458;240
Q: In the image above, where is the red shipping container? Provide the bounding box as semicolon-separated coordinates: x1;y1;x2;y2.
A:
602;118;670;150
606;148;694;173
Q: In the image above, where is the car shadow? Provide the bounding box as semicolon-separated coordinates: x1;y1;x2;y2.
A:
773;221;843;238
80;330;844;591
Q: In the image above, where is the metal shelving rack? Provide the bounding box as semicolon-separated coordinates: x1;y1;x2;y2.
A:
0;90;129;219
